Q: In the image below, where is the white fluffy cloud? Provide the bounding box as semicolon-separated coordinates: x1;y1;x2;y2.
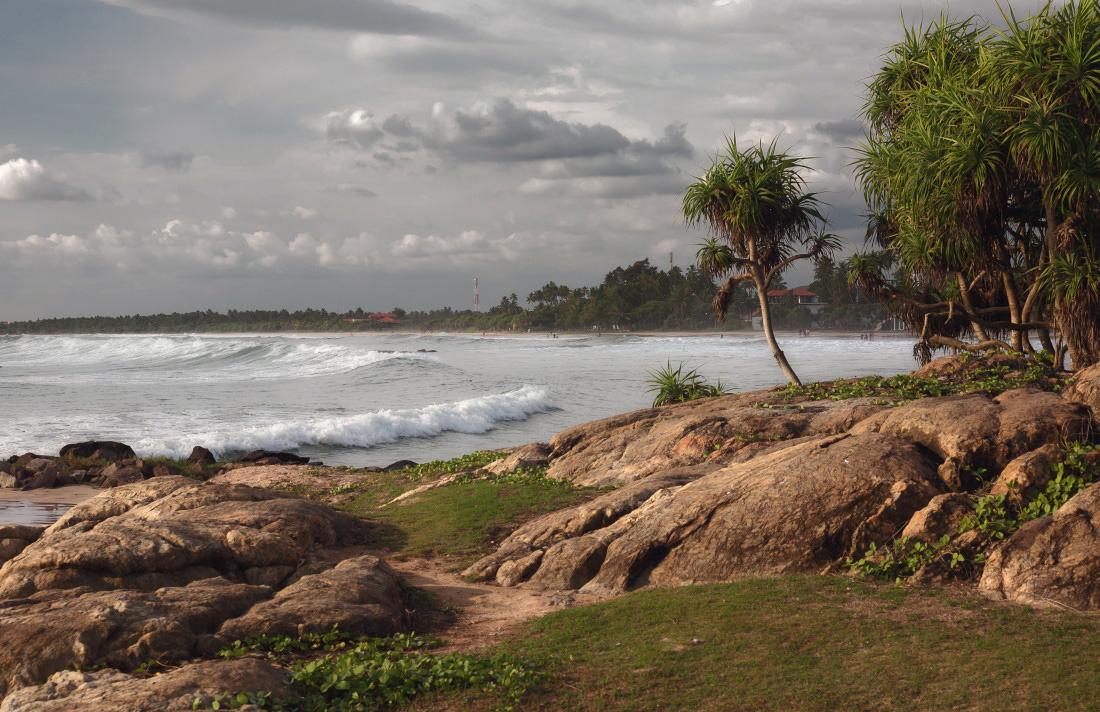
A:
0;158;90;201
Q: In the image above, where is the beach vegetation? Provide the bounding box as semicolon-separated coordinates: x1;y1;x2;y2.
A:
851;2;1100;369
645;361;726;406
682;135;839;384
203;630;543;711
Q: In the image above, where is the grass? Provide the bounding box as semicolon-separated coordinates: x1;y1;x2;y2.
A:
290;454;604;567
401;576;1100;712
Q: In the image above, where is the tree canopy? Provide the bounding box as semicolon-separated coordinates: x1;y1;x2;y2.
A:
851;1;1100;368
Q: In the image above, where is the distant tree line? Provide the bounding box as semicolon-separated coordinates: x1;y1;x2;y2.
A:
0;257;890;335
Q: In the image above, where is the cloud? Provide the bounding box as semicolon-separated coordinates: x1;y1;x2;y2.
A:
810;120;864;144
324;109;385;148
279;206;320;219
0;158;91;202
97;0;470;37
139;150;195;172
424;97;630;163
333;183;378;197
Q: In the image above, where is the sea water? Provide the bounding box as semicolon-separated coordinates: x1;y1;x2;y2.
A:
0;332;919;467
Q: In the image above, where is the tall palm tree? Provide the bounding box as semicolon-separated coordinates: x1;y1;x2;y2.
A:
683;135;838;385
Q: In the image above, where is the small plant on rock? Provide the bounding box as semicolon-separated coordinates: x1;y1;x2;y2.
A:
646;361;726;407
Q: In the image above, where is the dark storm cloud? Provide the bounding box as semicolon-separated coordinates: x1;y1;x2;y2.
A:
811;120;864;144
429;98;631;162
98;0;470;37
139;150;195;172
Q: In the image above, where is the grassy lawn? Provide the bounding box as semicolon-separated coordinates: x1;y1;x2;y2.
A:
405;576;1100;712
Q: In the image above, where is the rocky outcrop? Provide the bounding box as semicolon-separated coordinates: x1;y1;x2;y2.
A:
0;477;409;699
1062;361;1100;418
547;394;889;487
899;493;973;543
59;441;137;461
468;433;942;593
990;443;1063;501
0;658;292;712
979;482;1100;610
486;443;552;475
850;389;1088;490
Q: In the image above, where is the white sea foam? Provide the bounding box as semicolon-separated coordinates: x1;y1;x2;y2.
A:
130;385;557;459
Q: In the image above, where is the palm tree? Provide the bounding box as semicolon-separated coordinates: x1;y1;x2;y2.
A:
683;135;838;385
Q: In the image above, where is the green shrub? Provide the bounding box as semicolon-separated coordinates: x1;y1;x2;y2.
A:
646;361;725;407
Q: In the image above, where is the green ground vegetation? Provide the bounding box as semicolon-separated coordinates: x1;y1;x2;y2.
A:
402;576;1100;712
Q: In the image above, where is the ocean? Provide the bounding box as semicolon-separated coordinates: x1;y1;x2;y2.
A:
0;332;921;467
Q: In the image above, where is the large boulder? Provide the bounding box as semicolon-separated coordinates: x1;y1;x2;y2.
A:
0;477;371;599
468;432;942;594
979;482;1100;610
59;441;136;461
0;658;292;712
1061;361;1100;418
0;477;410;699
0;579;270;698
850;389;1089;490
547;394;889;487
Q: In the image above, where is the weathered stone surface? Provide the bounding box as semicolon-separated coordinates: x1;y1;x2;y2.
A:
0;475;17;489
485;443;552;475
0;657;292;712
546;394;889;487
236;450;309;465
218;555;407;641
899;493;973;544
990;444;1063;501
59;441;136;461
850;389;1089;490
0;578;270;698
979;483;1100;610
472;433;941;593
1062;361;1100;418
0;477;371;599
19;464;57;491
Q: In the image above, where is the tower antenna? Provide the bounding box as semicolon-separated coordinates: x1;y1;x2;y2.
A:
474;277;480;313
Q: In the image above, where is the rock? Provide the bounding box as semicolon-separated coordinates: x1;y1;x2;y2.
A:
152;463;183;478
0;657;293;712
235;450;309;465
990;444;1063;502
187;446;216;467
979;482;1100;610
850;389;1089;490
24;458;54;473
0;477;372;600
485;443;552;475
1062;361;1100;418
0;463;8;475
546;394;889;487
59;441;136;461
96;463;145;488
899;493;973;543
0;474;18;489
217;555;407;641
19;463;57;491
0;579;271;698
470;433;942;593
382;459;417;471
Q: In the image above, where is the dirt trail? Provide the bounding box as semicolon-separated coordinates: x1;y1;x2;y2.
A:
388;557;610;653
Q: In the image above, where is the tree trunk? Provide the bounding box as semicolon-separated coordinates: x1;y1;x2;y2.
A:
956;272;991;342
754;274;801;385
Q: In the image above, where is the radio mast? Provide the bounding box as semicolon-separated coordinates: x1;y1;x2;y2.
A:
474;277;480;313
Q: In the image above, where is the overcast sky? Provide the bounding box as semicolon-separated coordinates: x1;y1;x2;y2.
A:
1;0;1015;320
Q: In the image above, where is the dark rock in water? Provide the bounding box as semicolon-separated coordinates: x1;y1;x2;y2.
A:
187;446;216;467
235;450;309;465
59;442;137;462
382;460;417;471
0;462;8;475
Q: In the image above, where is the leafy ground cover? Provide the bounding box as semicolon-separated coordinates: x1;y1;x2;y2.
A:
778;352;1067;404
403;576;1100;712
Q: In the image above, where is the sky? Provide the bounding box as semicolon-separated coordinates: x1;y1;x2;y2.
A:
1;0;1011;320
